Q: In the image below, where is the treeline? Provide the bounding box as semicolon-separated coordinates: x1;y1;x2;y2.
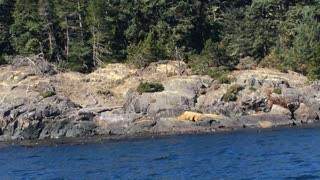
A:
0;0;319;79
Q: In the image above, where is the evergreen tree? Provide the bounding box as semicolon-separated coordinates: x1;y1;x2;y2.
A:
38;0;60;61
0;0;319;78
54;0;92;72
87;0;128;65
127;31;166;68
10;0;46;55
222;0;284;60
200;39;232;68
0;0;15;60
284;4;320;78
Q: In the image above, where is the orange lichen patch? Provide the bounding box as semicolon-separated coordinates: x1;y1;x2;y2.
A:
259;121;273;128
177;111;224;121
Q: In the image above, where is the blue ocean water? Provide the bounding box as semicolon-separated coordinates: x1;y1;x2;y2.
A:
1;127;320;180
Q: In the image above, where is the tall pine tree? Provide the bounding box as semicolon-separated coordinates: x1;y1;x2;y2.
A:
10;0;47;55
0;0;15;61
54;0;91;72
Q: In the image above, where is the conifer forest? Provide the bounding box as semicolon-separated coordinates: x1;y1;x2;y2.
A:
0;0;319;79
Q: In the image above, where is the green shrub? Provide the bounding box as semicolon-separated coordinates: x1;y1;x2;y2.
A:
207;67;236;84
222;84;244;102
137;82;165;94
307;65;320;80
228;76;237;83
259;49;288;73
283;80;290;88
0;56;7;65
229;84;245;94
249;87;257;92
273;87;282;95
208;67;228;79
216;75;237;84
40;90;56;98
217;75;231;84
222;91;238;102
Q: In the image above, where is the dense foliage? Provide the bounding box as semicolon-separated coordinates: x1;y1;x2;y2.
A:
137;82;165;94
0;0;319;78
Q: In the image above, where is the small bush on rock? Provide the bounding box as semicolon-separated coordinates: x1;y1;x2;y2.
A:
0;56;7;65
217;75;230;84
249;87;257;92
137;82;164;94
259;49;288;73
208;67;228;80
222;92;238;102
40;90;56;98
228;84;245;94
208;67;236;84
222;84;244;102
273;88;282;95
217;75;237;84
307;66;320;80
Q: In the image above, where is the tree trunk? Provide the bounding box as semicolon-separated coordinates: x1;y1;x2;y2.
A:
92;27;97;66
65;17;70;61
77;0;83;28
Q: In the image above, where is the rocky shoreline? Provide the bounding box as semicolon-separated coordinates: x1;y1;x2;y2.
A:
2;123;320;148
0;57;319;142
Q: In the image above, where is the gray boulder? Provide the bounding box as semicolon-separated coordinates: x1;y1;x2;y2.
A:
153;118;198;133
240;96;268;113
295;103;319;123
239;114;293;128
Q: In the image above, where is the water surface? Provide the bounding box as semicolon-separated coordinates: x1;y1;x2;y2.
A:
1;127;320;179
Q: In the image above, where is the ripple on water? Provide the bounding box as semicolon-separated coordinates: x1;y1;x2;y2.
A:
0;127;320;179
152;154;176;161
285;175;320;180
